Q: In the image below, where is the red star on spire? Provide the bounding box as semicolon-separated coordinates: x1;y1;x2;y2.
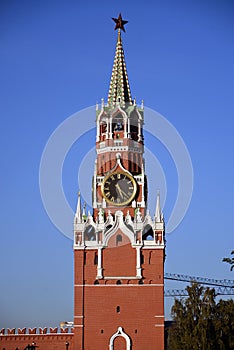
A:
112;13;128;32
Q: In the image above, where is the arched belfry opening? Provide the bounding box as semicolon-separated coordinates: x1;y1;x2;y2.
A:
84;225;96;241
129;113;138;140
100;120;107;140
113;114;124;131
142;224;154;241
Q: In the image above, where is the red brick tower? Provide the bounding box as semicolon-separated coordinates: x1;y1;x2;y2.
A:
74;14;165;350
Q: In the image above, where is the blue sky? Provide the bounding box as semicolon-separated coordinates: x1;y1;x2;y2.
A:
0;0;234;327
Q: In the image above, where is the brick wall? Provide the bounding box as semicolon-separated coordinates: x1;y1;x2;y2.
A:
0;331;73;350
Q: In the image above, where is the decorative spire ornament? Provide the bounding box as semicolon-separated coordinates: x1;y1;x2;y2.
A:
112;13;128;32
75;191;82;223
155;191;162;223
108;13;132;106
82;202;87;222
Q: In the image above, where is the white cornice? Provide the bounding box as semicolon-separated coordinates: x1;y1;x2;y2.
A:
97;146;142;154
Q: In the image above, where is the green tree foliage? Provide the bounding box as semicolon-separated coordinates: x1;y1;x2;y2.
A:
167;283;234;350
222;250;234;271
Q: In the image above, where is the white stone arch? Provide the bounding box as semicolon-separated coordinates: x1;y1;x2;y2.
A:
111;107;128;138
111;106;128;121
109;327;131;350
107;156;134;177
96;109;107;124
104;211;134;246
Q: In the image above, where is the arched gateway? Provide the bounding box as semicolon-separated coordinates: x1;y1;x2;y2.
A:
109;327;131;350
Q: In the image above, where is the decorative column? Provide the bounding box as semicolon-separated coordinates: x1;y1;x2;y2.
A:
138;120;141;141
96;118;100;142
136;246;142;278
141;162;145;207
109;117;113;139
97;247;103;278
105;120;109;140
93;160;97;208
128;117;130;137
124;118;127;138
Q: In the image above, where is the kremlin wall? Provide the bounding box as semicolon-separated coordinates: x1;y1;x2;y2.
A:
0;327;74;350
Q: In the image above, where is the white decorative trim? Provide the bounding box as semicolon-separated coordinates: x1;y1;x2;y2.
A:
104;211;135;246
74;325;84;328
97;146;142;154
154;315;164;318
154;324;164;327
110;156;133;175
142;243;165;249
154;222;164;230
111;106;128;120
73;245;85;250
96;109;107;124
109;327;131;350
103;276;140;280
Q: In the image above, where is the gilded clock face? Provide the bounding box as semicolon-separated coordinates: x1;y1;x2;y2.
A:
102;172;137;206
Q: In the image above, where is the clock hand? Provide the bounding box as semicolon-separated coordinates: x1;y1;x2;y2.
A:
115;184;124;199
117;185;129;199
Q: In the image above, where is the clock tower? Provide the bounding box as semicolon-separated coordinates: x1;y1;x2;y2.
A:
73;14;165;350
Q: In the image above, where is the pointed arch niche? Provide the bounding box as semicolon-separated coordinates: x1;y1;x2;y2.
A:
109;327;131;350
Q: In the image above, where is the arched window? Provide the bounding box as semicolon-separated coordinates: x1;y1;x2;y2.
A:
130;114;138;141
84;225;95;241
100;122;107;134
116;280;122;285
116;234;122;246
142;225;154;241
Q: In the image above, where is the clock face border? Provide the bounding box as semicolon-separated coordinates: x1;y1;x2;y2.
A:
101;171;137;206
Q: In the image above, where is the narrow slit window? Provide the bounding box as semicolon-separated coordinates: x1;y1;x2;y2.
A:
94;252;98;265
116;234;122;246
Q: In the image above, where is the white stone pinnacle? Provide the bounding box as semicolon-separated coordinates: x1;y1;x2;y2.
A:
75;191;82;223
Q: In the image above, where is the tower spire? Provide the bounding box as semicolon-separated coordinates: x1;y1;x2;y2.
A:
108;14;132;107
